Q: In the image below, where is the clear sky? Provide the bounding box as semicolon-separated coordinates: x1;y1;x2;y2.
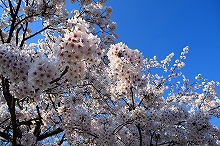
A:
106;0;220;82
104;1;220;127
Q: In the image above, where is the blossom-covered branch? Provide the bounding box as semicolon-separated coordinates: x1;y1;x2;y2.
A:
0;0;219;145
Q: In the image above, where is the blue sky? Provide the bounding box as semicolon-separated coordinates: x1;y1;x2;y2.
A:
106;0;220;83
104;1;220;126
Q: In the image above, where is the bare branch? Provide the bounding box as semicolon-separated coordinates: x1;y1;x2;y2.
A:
0;131;11;141
136;124;142;146
1;76;17;145
50;66;69;84
33;105;43;138
6;0;22;43
37;128;63;141
19;21;29;47
20;25;51;47
0;29;5;43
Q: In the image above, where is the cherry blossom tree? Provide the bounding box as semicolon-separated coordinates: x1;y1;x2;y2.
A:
0;0;220;145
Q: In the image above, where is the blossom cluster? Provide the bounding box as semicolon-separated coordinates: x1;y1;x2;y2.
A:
54;18;103;86
0;44;30;84
107;42;143;96
28;58;59;91
73;0;117;48
23;0;69;25
59;96;92;144
0;44;35;99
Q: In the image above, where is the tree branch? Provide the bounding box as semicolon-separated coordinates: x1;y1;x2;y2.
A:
113;120;134;134
1;76;18;145
18;118;36;126
130;87;135;110
6;0;22;43
0;29;5;43
22;25;51;43
136;124;142;146
0;117;10;126
0;131;11;141
58;134;65;146
50;66;69;84
34;105;43;138
37;128;63;141
19;21;28;47
15;25;22;45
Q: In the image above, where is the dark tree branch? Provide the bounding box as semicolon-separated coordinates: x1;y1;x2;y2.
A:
18;118;36;127
33;105;42;138
37;128;63;141
77;129;98;139
58;134;65;146
130;87;135;110
0;0;7;9
15;25;22;45
136;124;142;146
1;76;17;145
7;0;14;17
157;140;179;146
0;29;5;43
122;98;133;111
0;117;10;126
48;94;56;110
150;130;155;146
113;120;134;134
14;0;22;17
50;66;69;84
19;21;28;47
0;131;10;141
14;14;39;28
6;0;22;43
25;25;51;41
